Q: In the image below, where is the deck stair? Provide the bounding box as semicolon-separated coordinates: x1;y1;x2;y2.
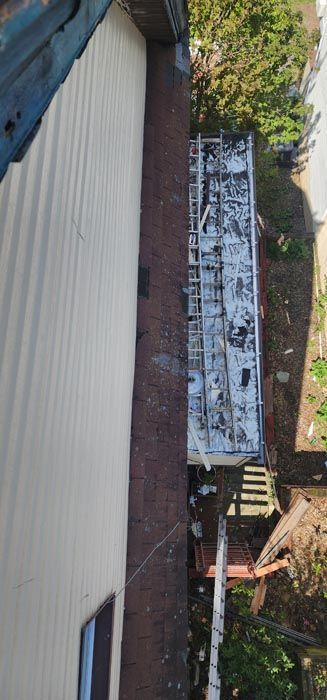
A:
223;462;275;522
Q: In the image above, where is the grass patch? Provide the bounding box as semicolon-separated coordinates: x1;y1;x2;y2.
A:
267;287;279;306
310;358;327;387
267;238;309;261
314;399;327;448
314;282;327;332
256;150;294;235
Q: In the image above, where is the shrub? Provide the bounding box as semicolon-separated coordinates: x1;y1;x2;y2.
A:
310;358;327;388
314;399;327;448
315;284;327;332
220;625;296;699
219;585;297;699
266;238;309;261
281;238;309;260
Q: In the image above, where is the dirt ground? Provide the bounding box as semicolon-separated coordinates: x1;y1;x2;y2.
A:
265;498;327;637
264;158;327;652
266;167;327;485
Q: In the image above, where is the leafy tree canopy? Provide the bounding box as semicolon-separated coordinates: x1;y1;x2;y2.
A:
219;584;297;699
220;625;297;699
189;0;311;142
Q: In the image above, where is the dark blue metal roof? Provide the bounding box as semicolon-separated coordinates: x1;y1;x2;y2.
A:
0;0;188;180
0;0;113;180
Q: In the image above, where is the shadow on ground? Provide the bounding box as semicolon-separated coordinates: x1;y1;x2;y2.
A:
263;161;327;486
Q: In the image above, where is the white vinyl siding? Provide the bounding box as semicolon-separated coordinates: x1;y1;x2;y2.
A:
0;3;146;699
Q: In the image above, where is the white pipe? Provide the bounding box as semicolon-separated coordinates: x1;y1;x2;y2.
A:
248;134;265;462
188;418;212;472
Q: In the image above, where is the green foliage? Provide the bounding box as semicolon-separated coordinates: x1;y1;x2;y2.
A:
267;240;282;261
312;561;322;576
231;582;255;614
266;237;309;261
256;149;282;218
267;287;279;306
310;358;327;388
315;400;327;423
280;239;309;259
220;624;297;699
276;211;294;235
313;664;327;699
314;283;327;332
219;585;296;698
267;335;278;351
306;393;316;404
189;0;310;142
314;399;327;448
314;671;327;690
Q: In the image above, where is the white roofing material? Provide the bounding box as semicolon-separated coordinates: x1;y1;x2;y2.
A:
188;133;264;460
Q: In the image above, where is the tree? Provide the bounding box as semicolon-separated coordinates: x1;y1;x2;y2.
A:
219;585;297;699
189;0;310;143
220;625;297;699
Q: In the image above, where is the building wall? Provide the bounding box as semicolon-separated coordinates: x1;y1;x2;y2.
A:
306;25;327;224
306;17;327;219
0;4;146;699
305;13;327;282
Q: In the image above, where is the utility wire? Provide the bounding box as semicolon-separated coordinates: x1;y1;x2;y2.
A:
114;520;181;602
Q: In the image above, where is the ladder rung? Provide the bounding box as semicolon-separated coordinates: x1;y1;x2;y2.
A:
211;407;232;412
200;235;222;240
204;331;224;336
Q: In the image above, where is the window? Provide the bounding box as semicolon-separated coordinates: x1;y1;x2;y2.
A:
78;597;114;700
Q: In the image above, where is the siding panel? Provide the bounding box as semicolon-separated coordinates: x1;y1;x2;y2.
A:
0;4;146;699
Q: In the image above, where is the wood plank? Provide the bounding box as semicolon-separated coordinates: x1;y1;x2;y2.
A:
226;577;246;590
250;576;267;615
253;557;290;578
193;556;289;579
256;490;311;568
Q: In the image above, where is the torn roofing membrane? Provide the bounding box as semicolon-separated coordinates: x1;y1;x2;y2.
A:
188;132;264;460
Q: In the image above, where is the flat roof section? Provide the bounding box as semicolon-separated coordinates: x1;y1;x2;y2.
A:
188;132;264;460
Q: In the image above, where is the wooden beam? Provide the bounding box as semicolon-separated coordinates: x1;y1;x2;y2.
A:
226;577;246;590
250;576;267;615
253;557;290;578
256;490;310;569
192;557;289;580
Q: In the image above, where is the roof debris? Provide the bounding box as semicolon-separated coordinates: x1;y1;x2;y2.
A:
188;132;264;458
